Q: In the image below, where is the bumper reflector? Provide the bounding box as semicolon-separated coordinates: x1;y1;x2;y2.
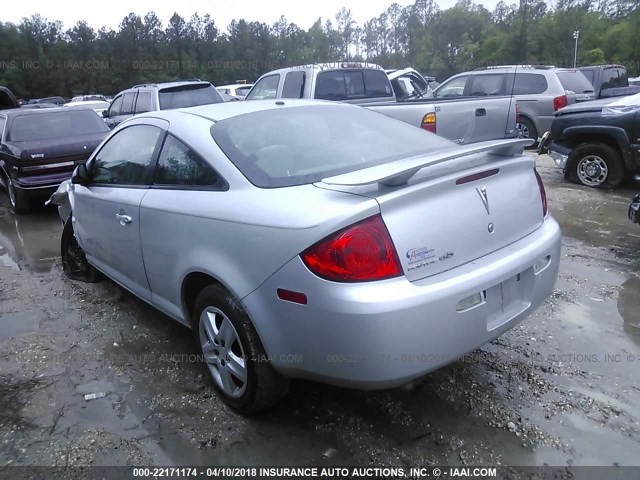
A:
456;291;485;312
277;288;308;305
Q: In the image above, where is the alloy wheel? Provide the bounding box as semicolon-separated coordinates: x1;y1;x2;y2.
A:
577;155;608;187
199;306;248;398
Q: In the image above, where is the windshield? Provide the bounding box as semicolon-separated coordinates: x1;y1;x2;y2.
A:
10;110;110;142
159;84;224;110
211;104;454;188
556;71;594;94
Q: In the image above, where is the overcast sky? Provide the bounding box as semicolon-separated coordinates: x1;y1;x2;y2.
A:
4;0;503;32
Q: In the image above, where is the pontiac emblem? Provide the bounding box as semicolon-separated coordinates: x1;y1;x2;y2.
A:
476;186;490;215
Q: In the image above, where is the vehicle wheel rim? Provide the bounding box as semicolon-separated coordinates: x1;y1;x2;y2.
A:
577;155;608;186
516;122;530;139
7;178;16;208
63;230;91;276
199;306;247;398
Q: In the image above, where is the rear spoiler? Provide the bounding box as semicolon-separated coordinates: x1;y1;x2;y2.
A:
321;138;534;187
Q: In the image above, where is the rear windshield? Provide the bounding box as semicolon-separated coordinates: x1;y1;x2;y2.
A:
314;69;393;101
10;110;110;142
555;71;595;94
211;104;453;188
159;84;224;110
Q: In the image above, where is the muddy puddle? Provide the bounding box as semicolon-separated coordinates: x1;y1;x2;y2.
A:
0;200;61;273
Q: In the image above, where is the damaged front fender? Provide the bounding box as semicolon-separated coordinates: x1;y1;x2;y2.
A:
45;179;74;224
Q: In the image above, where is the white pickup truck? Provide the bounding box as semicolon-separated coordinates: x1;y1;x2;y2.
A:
245;62;519;144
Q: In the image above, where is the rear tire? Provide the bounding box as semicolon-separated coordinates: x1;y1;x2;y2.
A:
566;142;624;188
61;219;102;282
516;117;538;147
193;284;289;414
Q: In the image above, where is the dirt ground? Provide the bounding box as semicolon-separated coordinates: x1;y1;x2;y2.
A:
0;153;639;473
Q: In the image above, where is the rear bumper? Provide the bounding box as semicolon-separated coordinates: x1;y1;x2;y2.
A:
242;216;561;389
14;171;73;193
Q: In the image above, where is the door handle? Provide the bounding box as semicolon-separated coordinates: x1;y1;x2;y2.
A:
475;108;487;117
115;213;132;225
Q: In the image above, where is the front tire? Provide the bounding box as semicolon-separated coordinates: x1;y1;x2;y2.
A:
6;177;31;214
61;219;101;282
567;143;624;188
193;284;288;414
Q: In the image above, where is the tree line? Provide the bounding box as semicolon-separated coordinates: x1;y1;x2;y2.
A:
0;0;637;98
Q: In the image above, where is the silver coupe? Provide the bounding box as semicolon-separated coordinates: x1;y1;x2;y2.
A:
50;99;561;413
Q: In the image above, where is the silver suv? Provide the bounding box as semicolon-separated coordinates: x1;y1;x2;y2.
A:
103;79;224;129
433;66;595;141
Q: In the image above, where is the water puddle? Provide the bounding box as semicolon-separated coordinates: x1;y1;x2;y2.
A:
0;204;61;273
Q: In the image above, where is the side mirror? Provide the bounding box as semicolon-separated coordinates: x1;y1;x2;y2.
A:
102;110;108;118
71;163;91;185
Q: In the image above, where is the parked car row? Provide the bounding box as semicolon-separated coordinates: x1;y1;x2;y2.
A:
245;62;519;145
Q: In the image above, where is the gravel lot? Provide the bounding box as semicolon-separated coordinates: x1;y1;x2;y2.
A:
0;153;639;472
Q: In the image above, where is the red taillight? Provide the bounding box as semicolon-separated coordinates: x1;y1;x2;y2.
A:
534;169;548;216
553;95;567;111
301;215;402;282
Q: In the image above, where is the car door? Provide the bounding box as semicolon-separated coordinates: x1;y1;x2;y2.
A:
73;121;166;300
139;133;227;322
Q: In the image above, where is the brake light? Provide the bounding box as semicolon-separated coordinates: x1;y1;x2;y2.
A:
421;112;436;133
553;95;567;111
301;215;402;282
534;169;548;216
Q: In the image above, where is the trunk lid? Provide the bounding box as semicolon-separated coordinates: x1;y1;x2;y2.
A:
9;133;107;176
318;140;544;281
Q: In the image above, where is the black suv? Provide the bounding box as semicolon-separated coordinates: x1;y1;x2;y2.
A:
103;80;224;129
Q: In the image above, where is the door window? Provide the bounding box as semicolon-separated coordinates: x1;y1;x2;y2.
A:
469;74;505;96
135;92;152;113
121;92;136;115
91;125;162;185
282;71;306;98
435;76;468;97
246;75;280;100
108;96;123;117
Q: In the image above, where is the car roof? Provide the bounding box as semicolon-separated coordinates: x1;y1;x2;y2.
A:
0;107;91;118
128;80;212;90
217;84;253;89
258;62;384;78
134;99;346;123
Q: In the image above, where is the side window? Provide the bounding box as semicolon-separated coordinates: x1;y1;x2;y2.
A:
121;92;136;115
435;76;468;98
469;74;505;96
108;96;123;117
246;75;280;100
154;135;223;187
602;69;623;89
91;125;162;186
508;73;548;94
282;71;305;99
315;71;347;100
135;92;152;113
